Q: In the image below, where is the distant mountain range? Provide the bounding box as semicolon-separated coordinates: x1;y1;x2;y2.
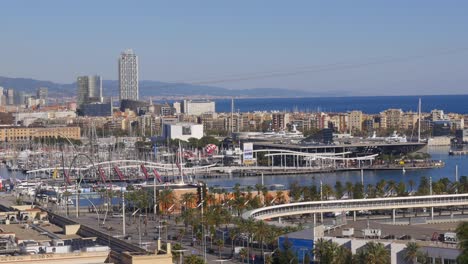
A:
0;76;345;98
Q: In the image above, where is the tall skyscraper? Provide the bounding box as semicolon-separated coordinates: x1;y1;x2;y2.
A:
0;87;4;106
6;89;14;105
77;75;103;106
88;75;102;102
118;49;139;101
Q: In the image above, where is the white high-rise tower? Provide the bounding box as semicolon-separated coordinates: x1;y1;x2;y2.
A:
118;49;139;101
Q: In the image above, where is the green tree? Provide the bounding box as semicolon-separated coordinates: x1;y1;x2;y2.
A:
366;184;376;198
274;238;297;264
408;179;415;194
215;238;224;259
171;243;183;263
353;242;390;264
386;180;396;196
199;136;220;147
254;220;270;257
404;242;420;264
376;179;387;197
158;189;176;217
184;254;205;264
353;183;364;199
396;182;407;196
335;246;352;264
229;228;238;256
239;247;248;263
289;181;303;202
457;221;468;263
275;190;286;204
255;183;263;196
335;181;344;199
417;176;431;195
322;184;334;200
345;182;354;198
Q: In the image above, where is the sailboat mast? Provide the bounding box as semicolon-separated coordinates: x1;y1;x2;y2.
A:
418;98;421;142
231;98;234;135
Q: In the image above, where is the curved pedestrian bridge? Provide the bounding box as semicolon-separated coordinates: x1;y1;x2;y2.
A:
242;193;468;220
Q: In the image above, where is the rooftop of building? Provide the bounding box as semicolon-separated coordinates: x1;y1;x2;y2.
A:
279;228;316;240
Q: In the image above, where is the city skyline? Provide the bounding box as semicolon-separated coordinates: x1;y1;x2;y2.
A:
0;1;467;96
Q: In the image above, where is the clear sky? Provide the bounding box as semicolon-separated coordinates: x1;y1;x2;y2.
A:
1;0;468;95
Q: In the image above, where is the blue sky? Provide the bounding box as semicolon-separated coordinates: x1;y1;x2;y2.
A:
1;0;468;95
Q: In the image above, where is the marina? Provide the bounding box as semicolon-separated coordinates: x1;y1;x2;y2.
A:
0;146;463;190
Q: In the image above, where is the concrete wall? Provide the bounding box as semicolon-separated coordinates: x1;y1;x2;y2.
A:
64;224;81;235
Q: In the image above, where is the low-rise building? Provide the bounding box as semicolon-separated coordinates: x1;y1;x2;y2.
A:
0;126;80;142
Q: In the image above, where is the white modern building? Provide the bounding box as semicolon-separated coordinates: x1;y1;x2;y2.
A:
162;123;204;141
182;99;215;115
118;49;139;101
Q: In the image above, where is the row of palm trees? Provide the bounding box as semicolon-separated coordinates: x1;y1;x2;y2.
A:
288;175;468;203
108;175;468;226
310;239;429;264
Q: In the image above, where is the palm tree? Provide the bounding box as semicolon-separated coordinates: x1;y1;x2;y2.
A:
408;179;415;194
457;221;468;263
366;184;375;198
345;182;354;198
376;179;386;197
322;184;334;200
255;183;263;196
254;220;270;257
233;195;247;216
233;183;242;200
158;189;176;217
313;238;330;263
396;181;407;196
181;192;197;210
171;243;183;263
275;190;286;204
404;242;420;264
239;218;256;260
215;238;224;259
335;246;352;264
334;181;344;199
386;180;396;196
239;247;248;263
354;242;390;264
229;228;238;256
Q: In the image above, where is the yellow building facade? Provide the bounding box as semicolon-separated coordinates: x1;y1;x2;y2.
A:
0;126;81;142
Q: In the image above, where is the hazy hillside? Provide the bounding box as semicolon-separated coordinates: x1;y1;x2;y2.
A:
0;76;318;98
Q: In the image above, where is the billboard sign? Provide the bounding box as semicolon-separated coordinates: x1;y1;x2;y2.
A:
243;142;254;165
